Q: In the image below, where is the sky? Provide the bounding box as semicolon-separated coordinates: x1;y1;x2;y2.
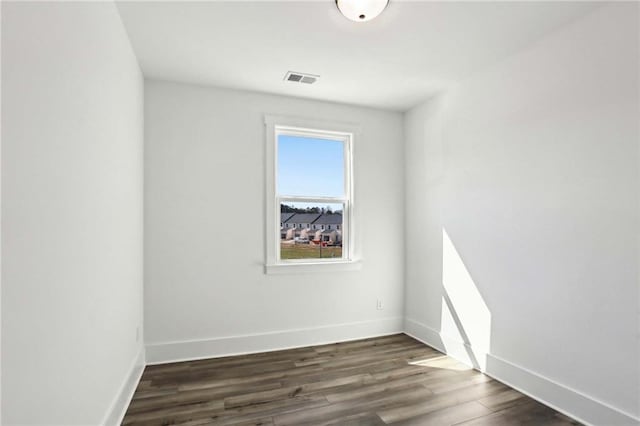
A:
277;134;344;199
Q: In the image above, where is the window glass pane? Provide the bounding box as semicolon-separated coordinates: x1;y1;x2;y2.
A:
277;134;344;197
280;202;343;260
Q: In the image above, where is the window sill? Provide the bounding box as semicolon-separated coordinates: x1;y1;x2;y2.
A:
264;259;362;275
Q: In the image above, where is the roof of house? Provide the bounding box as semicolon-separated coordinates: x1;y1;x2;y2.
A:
314;214;342;225
287;213;322;223
280;212;295;223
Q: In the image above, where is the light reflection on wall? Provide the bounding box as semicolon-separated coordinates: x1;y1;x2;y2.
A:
441;228;492;370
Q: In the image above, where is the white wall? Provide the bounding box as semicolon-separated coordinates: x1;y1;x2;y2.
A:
1;2;144;425
1;3;4;423
144;80;404;362
405;4;639;425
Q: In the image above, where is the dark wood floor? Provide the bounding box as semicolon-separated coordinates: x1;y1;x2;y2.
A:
122;334;581;426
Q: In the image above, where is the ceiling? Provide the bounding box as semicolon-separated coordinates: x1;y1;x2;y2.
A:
116;1;599;111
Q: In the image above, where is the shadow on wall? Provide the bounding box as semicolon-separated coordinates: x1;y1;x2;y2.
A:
440;228;492;370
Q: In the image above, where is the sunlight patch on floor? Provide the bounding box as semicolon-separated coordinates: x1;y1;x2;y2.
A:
408;355;473;371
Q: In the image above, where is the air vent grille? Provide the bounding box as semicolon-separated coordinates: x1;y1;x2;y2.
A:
284;71;319;85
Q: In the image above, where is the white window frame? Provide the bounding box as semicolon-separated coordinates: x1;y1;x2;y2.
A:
264;115;361;274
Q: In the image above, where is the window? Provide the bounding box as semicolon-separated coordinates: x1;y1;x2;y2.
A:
265;115;358;272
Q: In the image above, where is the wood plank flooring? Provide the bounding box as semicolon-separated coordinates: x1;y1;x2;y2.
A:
122;334;581;426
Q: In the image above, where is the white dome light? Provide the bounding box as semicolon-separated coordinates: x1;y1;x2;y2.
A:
336;0;389;22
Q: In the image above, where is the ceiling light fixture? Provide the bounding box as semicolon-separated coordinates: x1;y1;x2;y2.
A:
336;0;389;22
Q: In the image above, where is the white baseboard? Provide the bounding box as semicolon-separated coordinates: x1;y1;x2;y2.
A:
485;353;639;426
146;317;404;365
404;318;639;426
102;346;146;426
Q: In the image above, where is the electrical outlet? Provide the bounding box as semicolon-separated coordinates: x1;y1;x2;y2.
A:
376;299;383;310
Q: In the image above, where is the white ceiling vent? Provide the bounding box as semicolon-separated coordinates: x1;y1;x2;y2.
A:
284;71;319;85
